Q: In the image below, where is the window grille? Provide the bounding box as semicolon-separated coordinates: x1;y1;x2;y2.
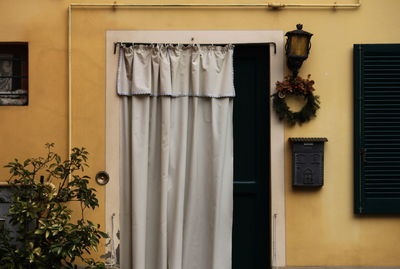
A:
0;43;28;106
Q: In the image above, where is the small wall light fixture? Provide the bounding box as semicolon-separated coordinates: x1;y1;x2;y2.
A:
285;24;313;77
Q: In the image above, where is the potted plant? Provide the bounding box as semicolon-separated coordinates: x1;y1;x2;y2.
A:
0;143;108;269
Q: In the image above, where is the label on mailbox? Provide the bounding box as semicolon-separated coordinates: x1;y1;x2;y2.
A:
294;152;323;186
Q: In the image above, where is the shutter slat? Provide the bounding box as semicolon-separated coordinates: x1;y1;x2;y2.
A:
366;183;400;185
364;148;400;150
365;178;400;181
364;85;397;89
365;59;400;62
366;156;400;159
365;115;400;117
368;68;400;72
364;107;400;110
365;128;400;131
365;77;400;79
365;135;400;138
364;82;400;85
366;164;400;167
364;93;400;95
365;101;400;103
365;123;400;127
364;55;400;59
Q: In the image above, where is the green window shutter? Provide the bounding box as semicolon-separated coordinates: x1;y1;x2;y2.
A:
354;44;400;214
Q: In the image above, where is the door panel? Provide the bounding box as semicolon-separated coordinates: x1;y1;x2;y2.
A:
232;44;270;269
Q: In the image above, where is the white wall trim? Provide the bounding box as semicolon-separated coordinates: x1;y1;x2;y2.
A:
105;30;286;267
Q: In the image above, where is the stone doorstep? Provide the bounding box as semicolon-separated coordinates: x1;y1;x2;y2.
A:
74;264;119;269
275;267;400;269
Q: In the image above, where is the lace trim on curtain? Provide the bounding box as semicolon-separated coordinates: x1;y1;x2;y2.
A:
118;91;235;98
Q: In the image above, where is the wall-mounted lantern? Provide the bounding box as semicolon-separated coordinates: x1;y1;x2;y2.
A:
289;137;328;187
285;24;313;77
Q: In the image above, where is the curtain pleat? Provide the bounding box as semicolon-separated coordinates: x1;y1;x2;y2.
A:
118;44;234;269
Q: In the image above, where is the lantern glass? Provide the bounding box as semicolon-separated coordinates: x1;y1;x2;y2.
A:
289;35;309;57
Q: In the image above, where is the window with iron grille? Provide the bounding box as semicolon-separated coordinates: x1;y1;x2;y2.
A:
354;44;400;214
0;43;28;106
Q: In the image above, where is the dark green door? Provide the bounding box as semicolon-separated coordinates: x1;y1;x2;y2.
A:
232;44;270;269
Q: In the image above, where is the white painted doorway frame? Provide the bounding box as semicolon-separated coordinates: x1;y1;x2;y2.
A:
105;30;286;268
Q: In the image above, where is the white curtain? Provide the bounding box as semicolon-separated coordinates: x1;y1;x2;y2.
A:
117;44;234;269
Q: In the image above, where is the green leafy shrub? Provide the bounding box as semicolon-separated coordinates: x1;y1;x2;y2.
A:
0;143;108;269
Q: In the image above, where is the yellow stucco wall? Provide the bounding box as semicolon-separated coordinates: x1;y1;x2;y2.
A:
1;0;400;266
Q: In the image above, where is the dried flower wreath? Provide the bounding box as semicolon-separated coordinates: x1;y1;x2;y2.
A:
272;75;320;125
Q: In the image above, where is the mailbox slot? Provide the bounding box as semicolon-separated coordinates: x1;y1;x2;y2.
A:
289;137;328;187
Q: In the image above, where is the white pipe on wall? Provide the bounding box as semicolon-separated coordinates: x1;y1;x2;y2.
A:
68;4;72;157
69;1;361;8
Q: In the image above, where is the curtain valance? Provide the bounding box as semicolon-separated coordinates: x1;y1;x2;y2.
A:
116;44;235;98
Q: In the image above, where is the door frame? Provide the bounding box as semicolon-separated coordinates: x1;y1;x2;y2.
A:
105;30;286;268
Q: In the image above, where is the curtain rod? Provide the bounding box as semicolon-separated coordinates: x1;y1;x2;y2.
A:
114;42;277;54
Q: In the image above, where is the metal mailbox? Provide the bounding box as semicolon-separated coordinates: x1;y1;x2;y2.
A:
289;137;328;187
